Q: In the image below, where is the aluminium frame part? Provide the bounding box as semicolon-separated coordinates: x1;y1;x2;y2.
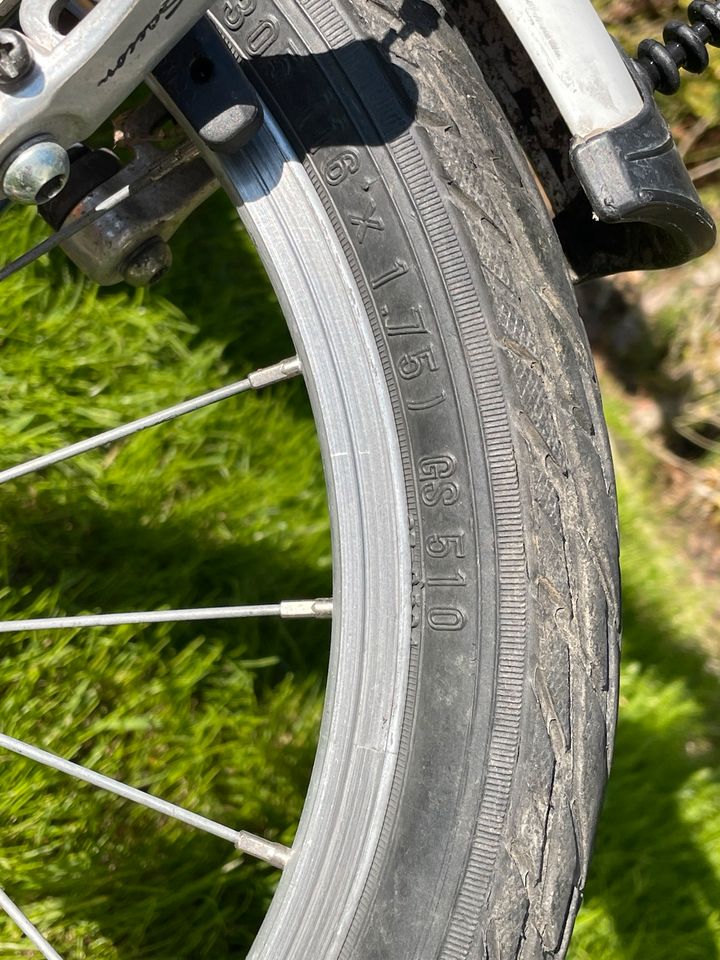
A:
0;0;212;193
43;15;264;285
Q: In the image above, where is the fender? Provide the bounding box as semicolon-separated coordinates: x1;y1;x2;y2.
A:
495;0;643;139
467;0;716;277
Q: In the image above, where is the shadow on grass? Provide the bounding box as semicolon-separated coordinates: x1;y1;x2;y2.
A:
581;585;720;959
577;279;667;397
0;487;329;956
0;486;331;683
577;278;715;460
160;191;300;383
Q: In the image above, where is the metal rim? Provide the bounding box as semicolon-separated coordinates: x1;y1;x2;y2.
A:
0;55;411;960
213;110;412;957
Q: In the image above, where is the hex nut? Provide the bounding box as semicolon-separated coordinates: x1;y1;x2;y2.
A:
123;236;173;287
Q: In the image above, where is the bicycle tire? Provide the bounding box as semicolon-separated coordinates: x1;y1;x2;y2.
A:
211;0;621;956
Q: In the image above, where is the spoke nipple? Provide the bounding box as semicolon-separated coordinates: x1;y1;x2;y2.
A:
312;599;334;619
248;356;303;390
3;139;70;205
280;599;333;619
236;831;292;869
0;30;33;86
122;236;172;287
282;356;303;378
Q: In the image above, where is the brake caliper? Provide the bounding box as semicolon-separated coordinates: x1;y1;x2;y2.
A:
0;2;263;285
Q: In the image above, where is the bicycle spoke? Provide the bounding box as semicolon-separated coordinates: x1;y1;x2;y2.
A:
0;599;333;634
0;735;291;869
0;888;64;960
0;356;302;486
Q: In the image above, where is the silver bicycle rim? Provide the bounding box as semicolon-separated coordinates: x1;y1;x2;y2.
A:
0;74;411;960
213;111;412;957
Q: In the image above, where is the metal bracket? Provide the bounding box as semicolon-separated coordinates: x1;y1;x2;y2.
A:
39;13;263;284
0;0;211;190
43;119;219;285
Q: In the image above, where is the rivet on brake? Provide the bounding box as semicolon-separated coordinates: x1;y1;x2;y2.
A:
3;139;71;205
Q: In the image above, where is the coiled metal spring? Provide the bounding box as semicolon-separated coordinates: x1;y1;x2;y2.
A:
637;0;720;94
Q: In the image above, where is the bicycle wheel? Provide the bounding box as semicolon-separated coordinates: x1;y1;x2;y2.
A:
215;1;620;956
0;0;621;957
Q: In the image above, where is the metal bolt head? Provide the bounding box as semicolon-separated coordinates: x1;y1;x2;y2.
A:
3;140;70;205
0;29;33;86
123;237;172;287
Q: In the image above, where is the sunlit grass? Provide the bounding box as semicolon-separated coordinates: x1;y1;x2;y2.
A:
570;383;720;960
1;144;718;959
0;195;331;958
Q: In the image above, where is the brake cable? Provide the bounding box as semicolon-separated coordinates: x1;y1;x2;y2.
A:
0;140;197;283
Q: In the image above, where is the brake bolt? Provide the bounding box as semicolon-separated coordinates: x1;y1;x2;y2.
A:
2;139;71;205
0;29;33;86
123;237;173;287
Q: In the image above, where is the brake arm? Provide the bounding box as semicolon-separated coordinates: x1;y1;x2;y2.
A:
0;0;210;192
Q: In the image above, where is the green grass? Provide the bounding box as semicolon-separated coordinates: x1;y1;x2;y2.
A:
571;7;720;953
570;383;720;960
0;195;331;958
0;146;719;959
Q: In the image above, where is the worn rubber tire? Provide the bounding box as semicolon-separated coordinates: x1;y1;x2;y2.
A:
219;0;621;956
